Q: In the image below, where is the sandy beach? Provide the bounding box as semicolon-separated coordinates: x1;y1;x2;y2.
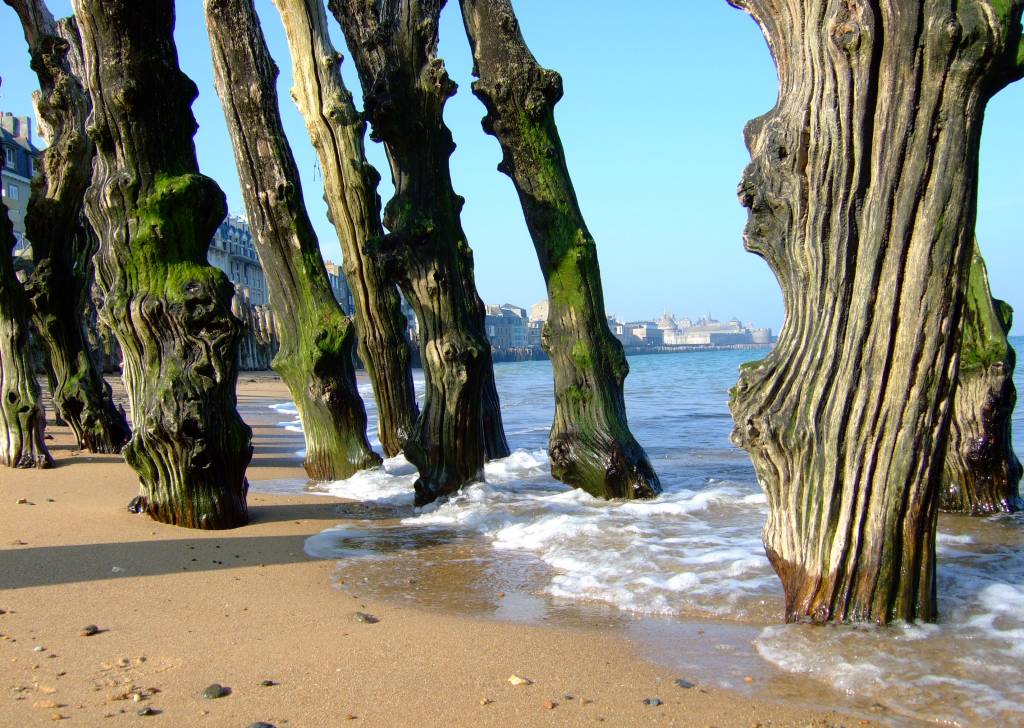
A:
0;374;870;727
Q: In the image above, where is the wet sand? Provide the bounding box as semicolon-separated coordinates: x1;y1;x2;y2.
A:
0;374;872;727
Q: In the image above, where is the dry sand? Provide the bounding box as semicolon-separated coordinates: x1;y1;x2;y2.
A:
0;375;871;727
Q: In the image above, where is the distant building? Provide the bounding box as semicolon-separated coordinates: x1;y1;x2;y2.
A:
628;321;664;345
322;259;355;314
529;299;549;322
526;320;543;347
208;215;268;306
485;303;528;350
1;112;42;259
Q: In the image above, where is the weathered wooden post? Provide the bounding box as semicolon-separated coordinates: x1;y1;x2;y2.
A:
459;0;660;499
269;0;419;459
1;193;52;469
727;0;1023;622
329;0;510;504
4;0;131;453
73;0;252;528
205;0;381;480
943;243;1021;513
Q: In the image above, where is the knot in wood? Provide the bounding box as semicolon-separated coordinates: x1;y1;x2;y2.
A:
499;12;518;35
829;20;863;52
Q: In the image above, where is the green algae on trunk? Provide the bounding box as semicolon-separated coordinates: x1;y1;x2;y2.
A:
73;0;251;529
270;0;418;459
5;0;130;453
205;0;380;481
942;244;1021;514
459;0;658;499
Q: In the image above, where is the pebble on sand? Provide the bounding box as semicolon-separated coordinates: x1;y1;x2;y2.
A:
543;700;558;710
643;698;663;707
247;723;276;728
508;675;532;686
79;625;100;637
351;612;379;624
674;679;696;689
137;707;158;716
260;679;277;687
201;683;229;699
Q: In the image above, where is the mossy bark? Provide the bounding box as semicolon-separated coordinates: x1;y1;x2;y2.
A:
727;0;1023;623
943;244;1021;513
269;0;417;459
330;0;508;505
205;0;380;481
73;0;252;529
0;194;53;468
5;0;130;454
459;0;659;499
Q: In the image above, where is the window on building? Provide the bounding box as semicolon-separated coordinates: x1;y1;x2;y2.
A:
28;157;34;177
8;185;18;201
3;147;13;168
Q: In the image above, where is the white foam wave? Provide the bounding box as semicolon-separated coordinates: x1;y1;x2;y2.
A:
756;527;1024;726
320;455;417;506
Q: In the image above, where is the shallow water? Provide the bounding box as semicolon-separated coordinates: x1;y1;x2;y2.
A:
256;339;1024;727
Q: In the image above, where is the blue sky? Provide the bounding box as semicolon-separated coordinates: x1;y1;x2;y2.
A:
2;1;1021;334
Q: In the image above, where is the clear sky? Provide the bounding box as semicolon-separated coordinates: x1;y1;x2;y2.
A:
2;1;1021;334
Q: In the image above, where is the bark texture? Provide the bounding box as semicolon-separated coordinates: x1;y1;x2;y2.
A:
5;0;131;454
0;197;53;468
206;0;381;480
943;244;1021;513
727;0;1023;623
330;0;510;505
73;0;252;529
269;0;417;459
459;0;659;499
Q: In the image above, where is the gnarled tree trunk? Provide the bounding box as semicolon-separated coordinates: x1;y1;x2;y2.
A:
943;243;1021;513
330;0;509;505
459;0;659;499
73;0;252;529
269;0;417;459
0;195;53;468
205;0;381;481
727;0;1023;623
5;0;130;454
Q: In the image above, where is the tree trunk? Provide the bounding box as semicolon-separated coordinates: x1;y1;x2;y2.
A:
5;0;131;454
269;0;417;459
727;0;1024;623
0;196;53;468
205;0;381;481
942;243;1021;513
72;0;252;529
330;0;511;505
459;0;659;499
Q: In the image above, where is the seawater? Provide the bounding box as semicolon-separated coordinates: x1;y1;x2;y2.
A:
261;339;1024;727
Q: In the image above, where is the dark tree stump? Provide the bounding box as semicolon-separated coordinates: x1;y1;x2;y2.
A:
269;0;418;459
73;0;252;529
459;0;660;499
0;191;53;469
205;0;381;481
4;0;131;454
727;0;1023;623
330;0;508;504
943;243;1021;514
